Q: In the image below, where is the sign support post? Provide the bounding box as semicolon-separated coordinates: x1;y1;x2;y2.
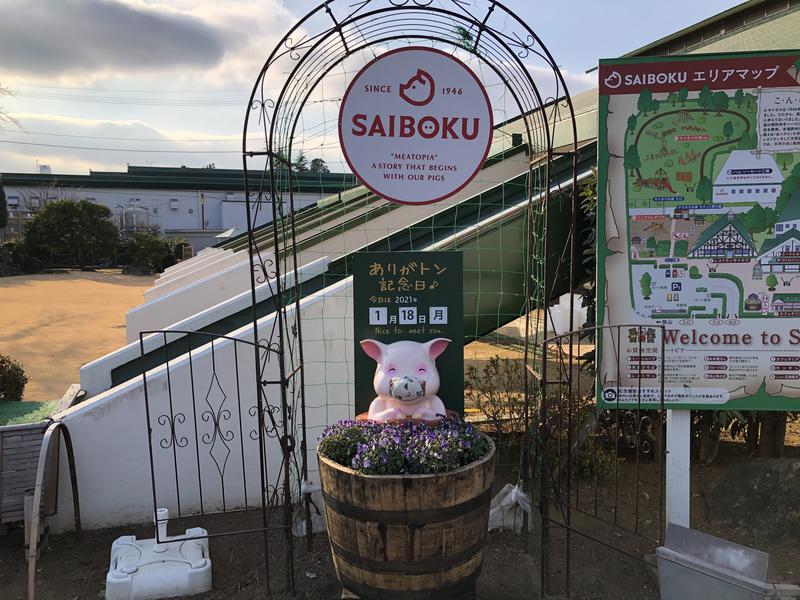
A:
666;409;691;528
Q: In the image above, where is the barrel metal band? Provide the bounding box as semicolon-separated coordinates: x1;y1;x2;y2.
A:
322;487;492;525
331;534;485;574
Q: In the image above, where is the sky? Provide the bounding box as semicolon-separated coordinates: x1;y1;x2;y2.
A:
0;0;743;175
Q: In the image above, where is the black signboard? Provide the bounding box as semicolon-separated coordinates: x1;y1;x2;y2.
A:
353;251;464;416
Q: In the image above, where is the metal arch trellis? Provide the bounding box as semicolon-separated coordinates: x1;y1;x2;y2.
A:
240;0;579;593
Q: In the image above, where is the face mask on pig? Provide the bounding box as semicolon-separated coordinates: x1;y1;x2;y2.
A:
360;338;450;421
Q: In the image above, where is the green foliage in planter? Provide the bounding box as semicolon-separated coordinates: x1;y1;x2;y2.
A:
0;353;28;401
319;419;490;475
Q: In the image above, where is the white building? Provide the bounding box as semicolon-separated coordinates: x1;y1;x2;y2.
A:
712;150;783;206
1;165;356;251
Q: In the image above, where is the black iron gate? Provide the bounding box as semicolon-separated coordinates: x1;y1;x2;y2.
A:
535;324;668;597
140;329;302;593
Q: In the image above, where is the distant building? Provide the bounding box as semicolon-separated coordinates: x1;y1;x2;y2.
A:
1;165;356;251
774;189;800;234
754;228;800;274
771;293;800;316
744;293;762;311
688;212;757;259
712;150;783;206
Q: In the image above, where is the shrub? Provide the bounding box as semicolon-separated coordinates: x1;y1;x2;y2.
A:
0;354;28;401
465;356;525;451
318;419;490;475
126;231;170;273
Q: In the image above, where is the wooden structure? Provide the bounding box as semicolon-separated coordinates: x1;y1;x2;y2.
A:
0;385;82;528
318;436;495;599
0;421;50;526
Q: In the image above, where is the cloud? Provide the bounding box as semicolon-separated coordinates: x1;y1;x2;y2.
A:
0;0;225;77
0;114;241;174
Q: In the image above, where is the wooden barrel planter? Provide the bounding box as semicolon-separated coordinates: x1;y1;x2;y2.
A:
318;434;495;599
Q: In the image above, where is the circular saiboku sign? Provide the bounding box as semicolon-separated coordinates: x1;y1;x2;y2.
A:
339;47;493;205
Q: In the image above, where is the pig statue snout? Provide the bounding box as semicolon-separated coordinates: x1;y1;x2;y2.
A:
389;376;426;401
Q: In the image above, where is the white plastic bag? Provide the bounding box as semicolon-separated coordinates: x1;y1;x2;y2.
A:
488;483;533;533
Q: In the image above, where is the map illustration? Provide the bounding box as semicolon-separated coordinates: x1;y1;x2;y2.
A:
599;52;800;409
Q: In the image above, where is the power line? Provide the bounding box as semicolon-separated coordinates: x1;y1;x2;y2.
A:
14;91;242;107
5;129;239;142
12;83;253;94
0;140;240;154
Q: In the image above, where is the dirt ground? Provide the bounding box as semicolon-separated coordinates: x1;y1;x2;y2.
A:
1;437;798;599
0;463;657;600
0;270;152;400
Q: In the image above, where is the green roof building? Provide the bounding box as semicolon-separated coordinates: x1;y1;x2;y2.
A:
688;212;757;259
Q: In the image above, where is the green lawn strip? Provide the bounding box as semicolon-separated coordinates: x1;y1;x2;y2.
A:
709;292;727;317
708;271;745;315
0;400;58;426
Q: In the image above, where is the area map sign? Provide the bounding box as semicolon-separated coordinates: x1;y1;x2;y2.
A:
353;251;464;416
339;47;493;205
598;50;800;410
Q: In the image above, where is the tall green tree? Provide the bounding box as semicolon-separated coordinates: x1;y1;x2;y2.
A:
743;204;766;233
712;90;729;115
667;91;679;106
696;176;713;204
640;272;652;299
19;199;118;268
678;87;688;107
627;114;638;134
624;145;641;177
637;89;654;116
698;85;713;114
293;151;309;172
764;206;777;233
309;158;329;173
722;121;733;139
734;88;744;107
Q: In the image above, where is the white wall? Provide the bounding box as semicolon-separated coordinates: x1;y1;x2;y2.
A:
127;259;252;343
83;257;330;396
157;248;226;281
54;277;354;532
144;251;243;301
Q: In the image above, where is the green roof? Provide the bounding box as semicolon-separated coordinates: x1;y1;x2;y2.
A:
689;215;755;254
772;293;800;303
0;165;356;194
777;189;800;223
623;1;800;57
757;227;800;256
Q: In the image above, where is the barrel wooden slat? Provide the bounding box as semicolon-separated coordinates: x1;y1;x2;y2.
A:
319;434;495;599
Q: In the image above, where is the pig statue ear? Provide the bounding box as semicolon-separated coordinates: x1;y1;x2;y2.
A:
360;339;386;363
425;338;451;360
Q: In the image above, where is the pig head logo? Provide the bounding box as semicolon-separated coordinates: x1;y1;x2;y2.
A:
360;338;449;421
399;69;435;106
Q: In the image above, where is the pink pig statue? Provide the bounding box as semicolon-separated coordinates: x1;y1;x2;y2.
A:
360;338;450;421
